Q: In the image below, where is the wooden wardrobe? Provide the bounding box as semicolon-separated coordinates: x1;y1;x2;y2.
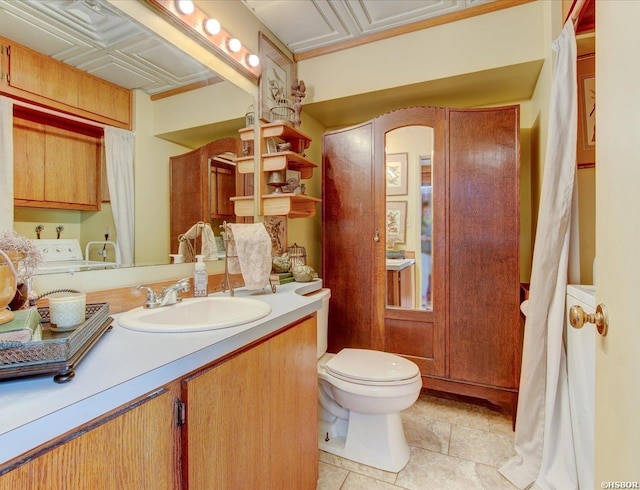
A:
322;106;521;419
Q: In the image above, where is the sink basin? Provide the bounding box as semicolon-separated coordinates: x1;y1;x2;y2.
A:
118;297;272;333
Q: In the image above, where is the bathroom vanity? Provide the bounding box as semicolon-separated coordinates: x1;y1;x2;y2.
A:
0;282;322;489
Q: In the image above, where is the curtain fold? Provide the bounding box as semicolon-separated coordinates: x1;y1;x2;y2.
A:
0;97;14;231
500;20;579;489
104;126;135;267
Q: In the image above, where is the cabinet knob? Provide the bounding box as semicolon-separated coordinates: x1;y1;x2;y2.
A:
374;228;380;242
569;303;609;336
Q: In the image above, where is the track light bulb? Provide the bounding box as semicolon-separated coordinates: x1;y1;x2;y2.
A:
175;0;194;15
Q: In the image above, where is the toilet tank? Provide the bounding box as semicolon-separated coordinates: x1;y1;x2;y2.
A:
305;288;331;359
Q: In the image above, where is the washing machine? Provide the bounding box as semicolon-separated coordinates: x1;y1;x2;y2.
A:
566;284;595;490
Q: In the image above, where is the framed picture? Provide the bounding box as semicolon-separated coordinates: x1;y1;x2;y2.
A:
259;33;295;123
386;153;408;195
386;201;407;243
577;54;595;168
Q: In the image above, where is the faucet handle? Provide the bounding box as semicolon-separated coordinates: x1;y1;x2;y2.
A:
177;278;191;291
137;285;157;302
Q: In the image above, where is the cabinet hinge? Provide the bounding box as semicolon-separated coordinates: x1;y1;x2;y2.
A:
174;398;186;427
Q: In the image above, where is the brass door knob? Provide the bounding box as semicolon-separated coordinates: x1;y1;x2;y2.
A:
569;303;609;336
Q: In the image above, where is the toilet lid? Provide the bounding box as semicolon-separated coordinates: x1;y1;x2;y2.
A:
325;349;419;383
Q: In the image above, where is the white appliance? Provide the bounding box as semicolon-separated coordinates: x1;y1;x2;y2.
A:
31;239;118;274
566;284;595;490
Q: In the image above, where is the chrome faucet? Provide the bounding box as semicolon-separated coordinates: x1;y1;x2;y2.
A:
138;278;191;309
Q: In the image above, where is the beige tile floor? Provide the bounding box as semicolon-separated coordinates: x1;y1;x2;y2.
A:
317;394;519;490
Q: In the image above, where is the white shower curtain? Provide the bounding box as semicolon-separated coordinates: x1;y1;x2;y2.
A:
500;20;579;489
0;97;14;231
104;126;135;267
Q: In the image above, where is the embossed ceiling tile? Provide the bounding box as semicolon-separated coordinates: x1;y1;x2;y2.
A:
347;0;461;33
243;0;354;53
119;37;212;81
0;7;76;56
82;56;159;91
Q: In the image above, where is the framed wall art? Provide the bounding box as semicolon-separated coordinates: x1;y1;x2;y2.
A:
386;201;407;243
577;54;595;168
259;33;295;123
386;153;408;195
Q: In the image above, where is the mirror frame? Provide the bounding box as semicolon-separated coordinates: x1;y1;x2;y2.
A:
373;107;445;322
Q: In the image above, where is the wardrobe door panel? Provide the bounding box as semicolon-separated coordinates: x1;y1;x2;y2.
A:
323;122;375;352
447;106;521;389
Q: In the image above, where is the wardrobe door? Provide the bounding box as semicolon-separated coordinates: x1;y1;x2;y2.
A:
323;122;376;352
169;147;207;254
447;106;521;390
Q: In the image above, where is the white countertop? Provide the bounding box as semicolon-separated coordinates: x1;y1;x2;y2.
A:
0;280;322;466
386;258;415;271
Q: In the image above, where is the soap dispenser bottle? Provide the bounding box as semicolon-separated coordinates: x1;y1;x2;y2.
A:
193;255;208;297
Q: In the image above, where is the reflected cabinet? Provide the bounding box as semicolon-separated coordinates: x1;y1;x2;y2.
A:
322;106;521;420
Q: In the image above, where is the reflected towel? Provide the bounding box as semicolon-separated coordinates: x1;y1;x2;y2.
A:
226;224;272;290
0;309;42;345
178;222;219;262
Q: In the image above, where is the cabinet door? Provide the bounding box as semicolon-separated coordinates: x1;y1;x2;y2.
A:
77;72;131;125
183;316;318;489
8;42;78;108
447;106;520;389
322;121;376;352
0;388;179;490
184;339;270;490
268;317;318;489
13;118;45;201
44;125;100;207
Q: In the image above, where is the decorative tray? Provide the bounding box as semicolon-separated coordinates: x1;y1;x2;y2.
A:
0;303;112;383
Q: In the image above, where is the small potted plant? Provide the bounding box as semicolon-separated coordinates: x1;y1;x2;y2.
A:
0;230;42;310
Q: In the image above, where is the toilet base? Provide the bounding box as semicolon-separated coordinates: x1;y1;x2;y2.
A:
318;411;410;473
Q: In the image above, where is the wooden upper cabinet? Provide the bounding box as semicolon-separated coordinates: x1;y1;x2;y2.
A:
8;42;78;108
77;72;131;125
13;118;45;202
13;110;102;211
0;36;131;129
44;126;100;207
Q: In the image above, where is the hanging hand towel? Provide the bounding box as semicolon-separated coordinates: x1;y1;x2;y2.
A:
226;223;272;290
178;222;219;262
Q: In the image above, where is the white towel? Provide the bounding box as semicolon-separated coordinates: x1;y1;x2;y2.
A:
178;222;219;262
226;224;272;290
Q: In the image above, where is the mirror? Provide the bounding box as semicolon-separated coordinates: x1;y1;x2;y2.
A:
385;126;434;311
3;0;255;273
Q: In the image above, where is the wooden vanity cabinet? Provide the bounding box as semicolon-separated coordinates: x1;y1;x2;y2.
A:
0;387;181;490
0;316;318;490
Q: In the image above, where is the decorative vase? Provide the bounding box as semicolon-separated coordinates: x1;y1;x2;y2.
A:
0;250;23;325
9;282;29;311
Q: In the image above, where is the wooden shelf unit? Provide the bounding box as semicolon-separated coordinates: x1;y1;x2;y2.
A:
232;122;321;219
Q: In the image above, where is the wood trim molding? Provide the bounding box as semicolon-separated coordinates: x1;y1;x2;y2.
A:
294;0;535;61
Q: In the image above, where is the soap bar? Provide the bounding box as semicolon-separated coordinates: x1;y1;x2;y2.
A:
0;309;42;343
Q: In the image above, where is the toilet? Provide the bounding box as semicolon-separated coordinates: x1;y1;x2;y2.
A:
308;288;422;472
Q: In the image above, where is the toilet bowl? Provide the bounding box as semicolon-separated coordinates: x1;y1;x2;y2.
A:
307;288;422;472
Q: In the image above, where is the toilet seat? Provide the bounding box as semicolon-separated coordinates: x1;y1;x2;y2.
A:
326;349;420;386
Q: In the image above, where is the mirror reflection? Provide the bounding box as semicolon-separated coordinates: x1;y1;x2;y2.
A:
2;0;254;274
385;126;434;311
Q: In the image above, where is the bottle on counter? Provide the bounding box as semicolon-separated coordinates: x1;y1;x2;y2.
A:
193;255;208;297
